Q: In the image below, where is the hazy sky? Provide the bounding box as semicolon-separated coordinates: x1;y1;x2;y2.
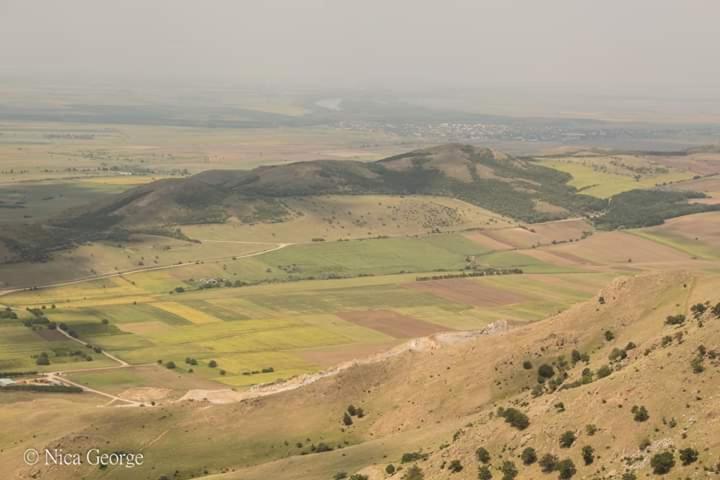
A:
1;0;719;93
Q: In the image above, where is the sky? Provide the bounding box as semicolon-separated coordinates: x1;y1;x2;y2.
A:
1;0;719;94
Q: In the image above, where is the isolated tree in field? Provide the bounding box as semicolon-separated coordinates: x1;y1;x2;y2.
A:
539;453;559;473
557;459;576;479
559;431;576;448
521;447;537;465
537;364;555;379
36;353;50;366
631;405;649;422
499;461;518;480
448;459;463;473
679;447;698;465
581;445;594;465
650;452;675;474
476;447;491;464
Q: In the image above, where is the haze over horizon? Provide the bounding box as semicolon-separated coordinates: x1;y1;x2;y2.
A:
2;0;720;97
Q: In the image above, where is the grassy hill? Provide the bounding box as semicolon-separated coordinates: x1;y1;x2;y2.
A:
2;271;719;480
55;144;606;230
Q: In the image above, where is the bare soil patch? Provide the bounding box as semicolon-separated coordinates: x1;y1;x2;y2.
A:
338;310;448;338
408;278;525;307
296;342;401;368
34;329;67;341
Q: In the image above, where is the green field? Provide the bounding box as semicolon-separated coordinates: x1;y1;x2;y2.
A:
542;158;694;198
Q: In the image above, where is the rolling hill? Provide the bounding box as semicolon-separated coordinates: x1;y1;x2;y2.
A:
55;144;606;230
3;271;719;480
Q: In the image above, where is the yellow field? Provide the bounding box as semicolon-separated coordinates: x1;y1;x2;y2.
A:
152;301;222;324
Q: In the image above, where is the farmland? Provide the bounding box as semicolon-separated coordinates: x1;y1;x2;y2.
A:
540;153;696;198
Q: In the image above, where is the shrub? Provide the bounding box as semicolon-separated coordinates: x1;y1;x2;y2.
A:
609;348;627;362
539;454;559;473
557;459;576;479
559;431;576;448
478;465;493;480
448;460;463;473
521;447;537;465
571;349;582;364
690;303;707;318
208;360;218;368
712;302;720;318
650;451;675;474
165;361;176;369
385;464;395;474
622;473;637;480
349;475;368;480
665;314;686;325
333;473;347;480
538;364;555;379
679;447;698;465
597;364;612;378
347;404;358;416
343;412;353;426
403;465;425;480
522;360;533;370
631;405;649;422
401;452;428;464
604;330;615;341
476;447;491;464
500;461;518;480
585;424;598;436
497;407;530;430
581;445;594;465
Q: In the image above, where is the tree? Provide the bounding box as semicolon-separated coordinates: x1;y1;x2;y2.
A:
36;353;50;366
539;454;559;473
342;412;353;426
597;364;612;378
521;447;537;465
208;360;218;368
347;404;358;416
581;445;594;465
165;361;176;369
478;465;493;480
559;431;576;448
557;459;576;479
500;461;518;480
448;460;463;473
631;405;649;422
476;447;491;464
650;452;675;474
498;407;530;430
538;364;555;379
385;464;395;475
665;314;686;325
679;448;698;465
522;360;533;370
